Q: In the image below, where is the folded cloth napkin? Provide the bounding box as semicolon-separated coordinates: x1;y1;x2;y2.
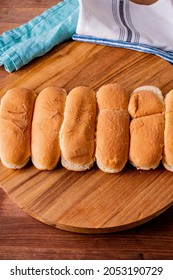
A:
0;0;79;72
73;0;173;64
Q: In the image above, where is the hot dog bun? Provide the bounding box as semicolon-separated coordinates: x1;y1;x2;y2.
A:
0;87;36;169
128;85;164;118
31;87;66;170
129;85;164;170
96;83;130;173
162;90;173;171
60;86;96;171
129;114;164;170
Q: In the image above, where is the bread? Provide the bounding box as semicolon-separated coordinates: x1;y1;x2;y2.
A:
31;87;66;170
129;114;164;170
162;90;173;171
96;83;130;173
128;85;164;118
0;87;36;169
97;83;130;111
129;85;164;170
60;86;96;171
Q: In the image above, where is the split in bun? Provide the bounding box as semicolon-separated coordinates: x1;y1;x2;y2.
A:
129;85;164;170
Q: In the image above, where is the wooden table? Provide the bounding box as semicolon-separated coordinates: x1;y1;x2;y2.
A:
0;0;173;260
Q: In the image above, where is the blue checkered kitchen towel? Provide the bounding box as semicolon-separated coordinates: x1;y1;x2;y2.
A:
1;0;173;72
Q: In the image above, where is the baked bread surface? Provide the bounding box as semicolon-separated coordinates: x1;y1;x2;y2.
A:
129;113;164;170
96;83;130;173
60;86;96;171
0;87;36;169
129;86;164;170
128;86;164;118
31;87;66;170
162;90;173;171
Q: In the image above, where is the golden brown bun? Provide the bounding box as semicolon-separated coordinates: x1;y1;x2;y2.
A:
128;86;164;118
129;113;164;170
60;86;96;171
0;87;36;169
162;90;173;171
96;83;130;173
96;83;129;111
96;110;130;173
31;87;66;170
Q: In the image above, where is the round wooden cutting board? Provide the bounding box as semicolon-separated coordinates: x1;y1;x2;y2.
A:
0;41;173;233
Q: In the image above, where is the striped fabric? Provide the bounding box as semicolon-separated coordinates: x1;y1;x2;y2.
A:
112;0;140;43
73;0;173;64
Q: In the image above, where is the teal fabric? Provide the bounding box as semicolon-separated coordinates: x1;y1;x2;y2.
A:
0;0;79;72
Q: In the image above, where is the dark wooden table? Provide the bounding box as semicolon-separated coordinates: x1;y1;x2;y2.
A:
0;0;173;260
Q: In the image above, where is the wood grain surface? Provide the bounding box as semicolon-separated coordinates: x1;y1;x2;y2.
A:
1;161;173;234
1;40;173;233
1;187;173;260
0;0;173;259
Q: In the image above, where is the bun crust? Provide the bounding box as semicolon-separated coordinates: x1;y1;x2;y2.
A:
0;87;36;169
129;86;164;170
96;110;130;173
96;83;129;111
60;86;96;171
129;113;164;170
96;83;130;173
128;86;164;118
162;90;173;171
31;87;66;170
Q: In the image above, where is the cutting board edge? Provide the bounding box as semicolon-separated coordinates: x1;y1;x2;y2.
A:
2;187;172;234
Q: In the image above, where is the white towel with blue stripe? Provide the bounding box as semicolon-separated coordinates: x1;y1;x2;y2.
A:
73;0;173;64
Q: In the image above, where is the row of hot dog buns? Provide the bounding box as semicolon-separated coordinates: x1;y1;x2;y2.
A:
0;84;172;172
